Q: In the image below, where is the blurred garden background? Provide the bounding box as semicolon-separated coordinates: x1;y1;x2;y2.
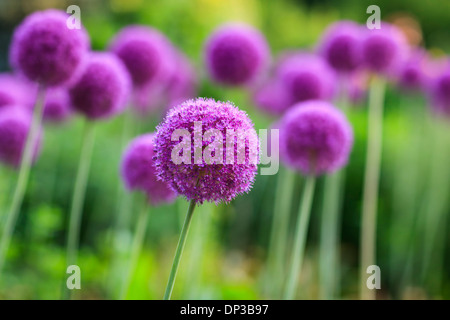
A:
0;0;449;300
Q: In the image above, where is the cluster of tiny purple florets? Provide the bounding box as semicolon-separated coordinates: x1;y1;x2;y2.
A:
153;98;259;204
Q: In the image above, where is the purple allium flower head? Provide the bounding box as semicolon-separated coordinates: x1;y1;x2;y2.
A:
0;73;36;109
396;49;428;92
109;25;175;89
252;78;291;116
154;97;259;204
0;106;41;168
69;52;131;120
10;9;89;86
205;23;270;86
279;100;353;176
166;51;198;108
121;133;177;205
429;64;450;117
43;88;73;123
277;53;337;105
319;20;364;74
361;22;408;75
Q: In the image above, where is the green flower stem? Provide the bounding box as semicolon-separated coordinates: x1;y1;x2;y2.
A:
0;84;46;278
319;169;345;300
318;82;349;300
119;197;150;299
265;166;296;298
164;199;197;300
283;175;316;300
64;121;96;299
360;75;386;300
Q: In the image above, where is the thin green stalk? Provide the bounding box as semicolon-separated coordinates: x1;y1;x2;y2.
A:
319;169;345;300
283;176;316;300
318;81;349;300
265;166;296;298
0;84;46;278
359;75;386;300
64;121;96;299
119;198;150;300
164;199;197;300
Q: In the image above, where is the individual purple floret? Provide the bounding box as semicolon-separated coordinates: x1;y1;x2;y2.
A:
109;25;175;89
43;88;73;123
279;100;353;176
10;9;89;87
318;20;364;74
0;106;41;168
69;52;131;120
205;23;270;86
121;133;177;205
153;97;259;204
277;53;337;105
361;22;408;75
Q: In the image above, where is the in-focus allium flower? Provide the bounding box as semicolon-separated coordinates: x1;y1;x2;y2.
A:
252;79;291;116
205;23;270;86
279;100;353;176
396;49;428;92
277;53;337;105
69;52;131;120
109;25;175;89
319;21;364;74
0;73;36;108
154;98;259;204
429;65;450;117
0;106;41;168
10;9;89;86
361;22;408;75
121;133;177;205
43;88;73;123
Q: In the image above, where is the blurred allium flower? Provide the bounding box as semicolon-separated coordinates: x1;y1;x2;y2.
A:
166;51;198;109
69;52;131;120
10;9;89;87
348;71;369;105
0;74;36;108
153;98;259;204
361;22;408;75
253;78;291;116
319;21;364;74
121;133;177;205
277;53;337;105
43;88;73;123
109;25;175;89
429;65;450;117
0;107;41;168
279;100;353;176
205;23;270;86
396;49;428;92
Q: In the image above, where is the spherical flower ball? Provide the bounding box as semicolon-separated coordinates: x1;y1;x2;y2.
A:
429;65;450;117
277;53;337;105
154;97;259;204
166;51;198;109
121;133;177;205
0;73;36;108
361;22;408;75
396;49;428;92
43;88;73;123
318;20;364;73
109;25;175;89
69;52;131;120
205;23;270;86
0;106;41;168
10;9;89;86
279;100;353;176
